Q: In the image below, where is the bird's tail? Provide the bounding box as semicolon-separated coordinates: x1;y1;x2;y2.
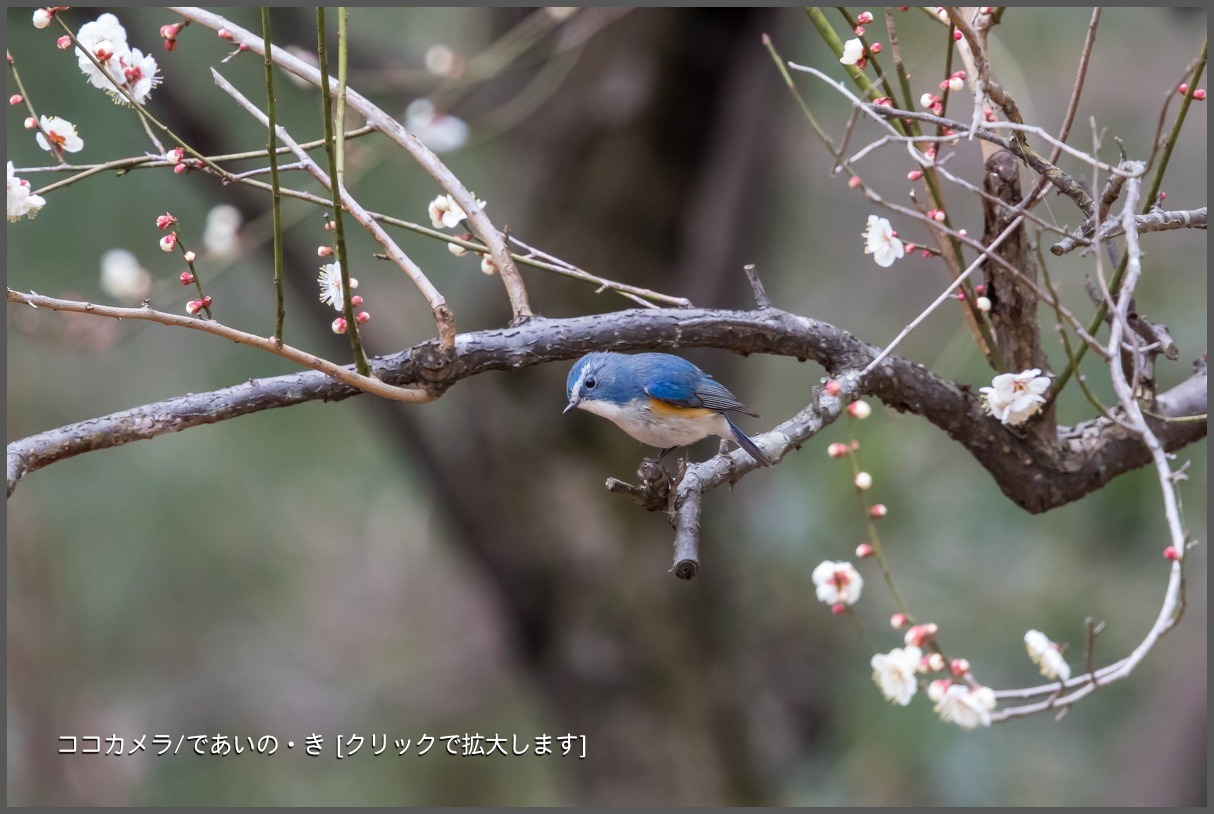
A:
724;415;772;467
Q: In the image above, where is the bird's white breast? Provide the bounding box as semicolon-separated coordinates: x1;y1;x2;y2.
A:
578;398;733;449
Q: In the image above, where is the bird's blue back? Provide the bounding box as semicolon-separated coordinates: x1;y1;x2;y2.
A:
566;352;754;415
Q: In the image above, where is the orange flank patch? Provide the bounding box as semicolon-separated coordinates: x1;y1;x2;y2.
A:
647;397;714;419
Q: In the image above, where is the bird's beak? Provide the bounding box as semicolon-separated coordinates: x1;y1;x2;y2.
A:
563;398;580;414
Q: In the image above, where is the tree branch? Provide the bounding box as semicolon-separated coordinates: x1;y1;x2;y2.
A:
8;307;1205;513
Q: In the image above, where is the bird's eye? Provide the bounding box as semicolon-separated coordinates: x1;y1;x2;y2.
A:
584;376;597;390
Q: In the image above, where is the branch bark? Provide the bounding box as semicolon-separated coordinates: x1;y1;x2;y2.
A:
8;307;1206;513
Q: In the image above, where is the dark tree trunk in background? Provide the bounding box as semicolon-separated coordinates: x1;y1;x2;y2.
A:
387;8;802;804
152;8;824;804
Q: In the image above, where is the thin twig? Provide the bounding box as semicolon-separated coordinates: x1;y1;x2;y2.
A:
6;290;433;403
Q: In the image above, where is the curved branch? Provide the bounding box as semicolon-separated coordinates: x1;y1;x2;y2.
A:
8;307;1205;508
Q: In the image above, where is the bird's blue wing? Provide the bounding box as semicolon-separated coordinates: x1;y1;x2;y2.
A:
645;372;757;416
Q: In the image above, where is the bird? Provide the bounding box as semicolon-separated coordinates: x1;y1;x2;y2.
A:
564;351;772;466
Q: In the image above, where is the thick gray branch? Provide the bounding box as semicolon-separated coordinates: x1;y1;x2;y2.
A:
8;308;1206;516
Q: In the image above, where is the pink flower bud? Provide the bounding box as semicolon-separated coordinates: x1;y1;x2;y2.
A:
869;42;882;54
156;213;177;229
953;30;962;41
869;503;887;518
160;234;177;252
904;243;916;253
948;76;964;93
933;210;945;222
183;250;196;264
825;379;842;396
925;652;946;672
164;38;178;51
957;228;967;237
984;107;996;122
56;36;72;50
9;94;23;105
831;603;847;615
1178;83;1189;94
856;11;874;24
854;25;865;35
218;28;234;41
186;299;203;315
950;658;970;676
1194;88;1207;101
908;169;923;181
173;163;187;175
905;622;938;647
1163;546;1180;561
201;295;213;308
318;245;333;257
356;311;370;324
1159;191;1167;201
24;116;37;129
890;612;908;629
350;295;363;307
167;147;185;163
974;283;985;293
848;175;861;189
855;542;875;558
160;23;182;40
238;44;249;53
854;471;873;490
331;317;348;334
827;442;849;459
849;440;860;451
32;8;53;29
180;272;195;285
847;400;872;419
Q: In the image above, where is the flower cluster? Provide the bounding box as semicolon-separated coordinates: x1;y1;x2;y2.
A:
34;115;84;154
979;369;1051;426
811;560;864;609
862;215;904;267
428;193;485;230
929;681;997;729
74;13;162;106
1024;630;1071;681
7;161;47;221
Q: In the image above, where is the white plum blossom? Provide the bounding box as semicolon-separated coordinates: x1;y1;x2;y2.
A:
839;38;865;66
932;683;996;729
862;215;905;267
979;368;1051;426
1024;630;1071;682
99;249;152;301
75;13;161;105
812;560;864;606
428;193;485;229
404;98;469;154
35;116;84;154
33;8;53;28
871;645;922;706
8;162;47;221
318;262;358;311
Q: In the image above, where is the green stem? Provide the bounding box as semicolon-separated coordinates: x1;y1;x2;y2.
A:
317;7;370;376
262;7;286;347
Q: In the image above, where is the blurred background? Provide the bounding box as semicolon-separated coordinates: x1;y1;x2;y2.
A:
6;7;1206;805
